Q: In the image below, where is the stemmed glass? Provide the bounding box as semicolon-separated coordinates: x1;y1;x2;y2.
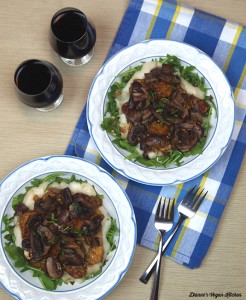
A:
14;59;63;112
49;7;96;67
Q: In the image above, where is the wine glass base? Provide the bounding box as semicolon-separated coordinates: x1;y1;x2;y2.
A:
60;48;94;67
36;93;64;112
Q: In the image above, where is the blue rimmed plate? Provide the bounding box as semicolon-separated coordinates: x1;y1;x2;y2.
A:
86;39;235;186
0;155;136;300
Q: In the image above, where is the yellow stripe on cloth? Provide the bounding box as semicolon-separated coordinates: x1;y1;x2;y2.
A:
170;218;189;258
145;0;162;39
166;3;181;39
234;64;246;100
84;146;102;158
113;171;129;189
95;154;102;165
223;24;243;72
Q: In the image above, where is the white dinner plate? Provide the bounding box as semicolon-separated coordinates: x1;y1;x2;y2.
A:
87;39;235;185
0;155;136;300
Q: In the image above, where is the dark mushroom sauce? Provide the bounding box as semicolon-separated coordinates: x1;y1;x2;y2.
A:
15;187;105;280
122;63;210;158
102;55;216;168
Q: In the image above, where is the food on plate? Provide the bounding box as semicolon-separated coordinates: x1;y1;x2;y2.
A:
101;55;216;168
2;173;118;290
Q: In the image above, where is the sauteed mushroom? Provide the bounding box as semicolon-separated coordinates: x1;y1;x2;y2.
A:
46;257;63;279
118;62;211;159
15;185;107;282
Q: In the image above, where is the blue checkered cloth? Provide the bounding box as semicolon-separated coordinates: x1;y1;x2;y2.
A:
66;0;246;268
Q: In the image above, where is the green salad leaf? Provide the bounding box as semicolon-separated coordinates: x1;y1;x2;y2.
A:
1;174;119;291
101;116;121;137
4;242;61;290
101;54;216;168
117;64;143;83
106;218;119;252
161;54;209;93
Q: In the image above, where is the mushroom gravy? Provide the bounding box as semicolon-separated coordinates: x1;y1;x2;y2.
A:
102;55;215;167
13;180;113;282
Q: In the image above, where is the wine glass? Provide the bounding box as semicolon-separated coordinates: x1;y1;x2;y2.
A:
14;59;63;112
49;7;96;67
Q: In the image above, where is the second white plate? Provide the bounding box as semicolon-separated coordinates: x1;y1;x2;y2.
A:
86;39;235;185
0;155;136;300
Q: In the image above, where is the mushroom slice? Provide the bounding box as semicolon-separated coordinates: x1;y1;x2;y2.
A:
190;111;203;123
161;63;174;75
19;211;37;240
34;195;57;213
171;122;204;152
30;231;44;256
58;248;83;266
129;80;148;110
73;193;102;209
69;202;93;219
127;124;146;146
57;209;70;225
14;203;29;216
37;224;55;247
22;239;31;251
189;95;210;114
63;188;73;205
46;257;63;279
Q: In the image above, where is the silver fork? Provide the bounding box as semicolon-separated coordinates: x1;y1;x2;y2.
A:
140;186;207;285
150;197;174;300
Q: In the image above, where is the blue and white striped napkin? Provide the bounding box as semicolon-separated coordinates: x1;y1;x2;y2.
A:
66;0;246;268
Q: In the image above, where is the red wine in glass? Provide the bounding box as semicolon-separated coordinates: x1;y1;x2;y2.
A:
50;8;96;67
14;59;63;112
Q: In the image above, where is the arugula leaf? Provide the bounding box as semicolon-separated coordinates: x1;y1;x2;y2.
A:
117;65;143;83
112;138;139;154
161;54;182;69
162;55;210;94
105;82;126;116
12;193;25;210
101;116;121;137
180;65;208;93
184;138;206;156
111;136;186;168
101;54;216;168
2;216;118;291
205;95;218;117
25;173;65;191
106;218;118;252
1;174;106;290
126;152;142;161
2;215;15;233
134;151;184;168
4;244;24;262
45;174;87;190
83;267;103;281
4;241;57;291
32;269;59;290
112;137;186;168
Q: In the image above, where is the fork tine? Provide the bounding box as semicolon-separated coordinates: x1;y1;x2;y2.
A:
181;185;196;206
156;197;162;217
159;197;166;219
164;198;170;219
161;198;166;218
193;190;208;210
187;186;203;208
